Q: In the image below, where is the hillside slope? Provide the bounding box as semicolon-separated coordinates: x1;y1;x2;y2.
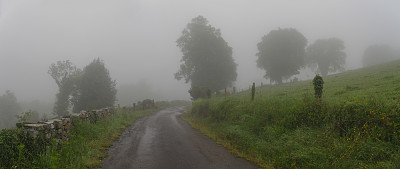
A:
184;60;400;168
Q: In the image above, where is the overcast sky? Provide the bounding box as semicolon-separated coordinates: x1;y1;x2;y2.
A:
0;0;399;103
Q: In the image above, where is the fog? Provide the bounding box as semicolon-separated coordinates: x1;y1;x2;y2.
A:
0;0;399;107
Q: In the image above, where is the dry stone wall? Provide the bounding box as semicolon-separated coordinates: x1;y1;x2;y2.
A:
21;107;115;143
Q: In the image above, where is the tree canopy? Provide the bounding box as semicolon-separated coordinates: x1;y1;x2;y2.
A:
256;28;307;84
175;16;237;92
362;45;397;67
48;60;79;88
306;38;346;76
48;60;81;116
72;58;116;112
0;90;21;129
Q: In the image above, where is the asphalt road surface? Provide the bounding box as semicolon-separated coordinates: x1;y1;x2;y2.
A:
101;106;256;169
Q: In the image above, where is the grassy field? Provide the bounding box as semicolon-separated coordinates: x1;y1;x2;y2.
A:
183;60;400;168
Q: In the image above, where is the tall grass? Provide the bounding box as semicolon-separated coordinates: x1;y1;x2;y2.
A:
184;60;400;168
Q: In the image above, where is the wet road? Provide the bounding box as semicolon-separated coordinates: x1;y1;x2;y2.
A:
101;107;256;169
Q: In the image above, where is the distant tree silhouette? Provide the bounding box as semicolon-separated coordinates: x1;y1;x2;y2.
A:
0;90;21;129
256;28;307;84
306;38;346;76
362;45;397;67
175;16;237;92
48;60;81;116
72;58;116;112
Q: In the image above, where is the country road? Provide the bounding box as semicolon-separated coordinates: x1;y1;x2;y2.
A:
101;106;256;169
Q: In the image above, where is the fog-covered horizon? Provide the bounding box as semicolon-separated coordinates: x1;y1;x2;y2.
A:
0;0;399;104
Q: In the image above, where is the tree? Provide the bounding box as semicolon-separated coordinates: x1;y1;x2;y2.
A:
362;45;397;67
306;38;346;76
256;28;307;84
175;16;237;92
48;60;81;116
72;58;116;112
0;90;21;129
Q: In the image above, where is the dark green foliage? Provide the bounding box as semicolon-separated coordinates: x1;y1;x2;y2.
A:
48;60;81;116
256;28;307;84
0;129;22;168
251;82;255;101
306;38;346;76
72;58;117;112
189;86;211;100
0;128;50;168
362;45;397;67
313;74;324;98
175;16;237;92
0;90;21;129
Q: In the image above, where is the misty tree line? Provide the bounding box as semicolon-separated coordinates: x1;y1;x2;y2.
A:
0;59;117;129
0;91;21;129
49;58;116;116
0;91;47;129
175;16;400;100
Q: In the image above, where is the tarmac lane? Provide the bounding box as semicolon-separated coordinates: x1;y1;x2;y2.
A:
101;106;256;169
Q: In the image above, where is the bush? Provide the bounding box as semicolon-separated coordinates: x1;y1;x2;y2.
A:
189;86;211;100
0;128;50;168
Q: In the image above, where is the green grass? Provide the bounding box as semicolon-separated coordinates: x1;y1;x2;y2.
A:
183;60;400;168
41;108;157;168
0;108;157;169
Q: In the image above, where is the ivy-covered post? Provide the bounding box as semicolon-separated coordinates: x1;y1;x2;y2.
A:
206;89;211;98
312;74;324;99
251;82;255;101
224;88;227;98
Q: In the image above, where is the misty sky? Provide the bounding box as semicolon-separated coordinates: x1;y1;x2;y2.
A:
0;0;399;103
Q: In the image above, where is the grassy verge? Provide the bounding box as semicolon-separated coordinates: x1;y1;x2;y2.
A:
0;108;158;168
183;60;400;168
41;108;157;168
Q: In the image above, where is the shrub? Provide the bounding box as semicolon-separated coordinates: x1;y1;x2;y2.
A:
312;74;324;98
0;128;50;168
189;86;211;100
